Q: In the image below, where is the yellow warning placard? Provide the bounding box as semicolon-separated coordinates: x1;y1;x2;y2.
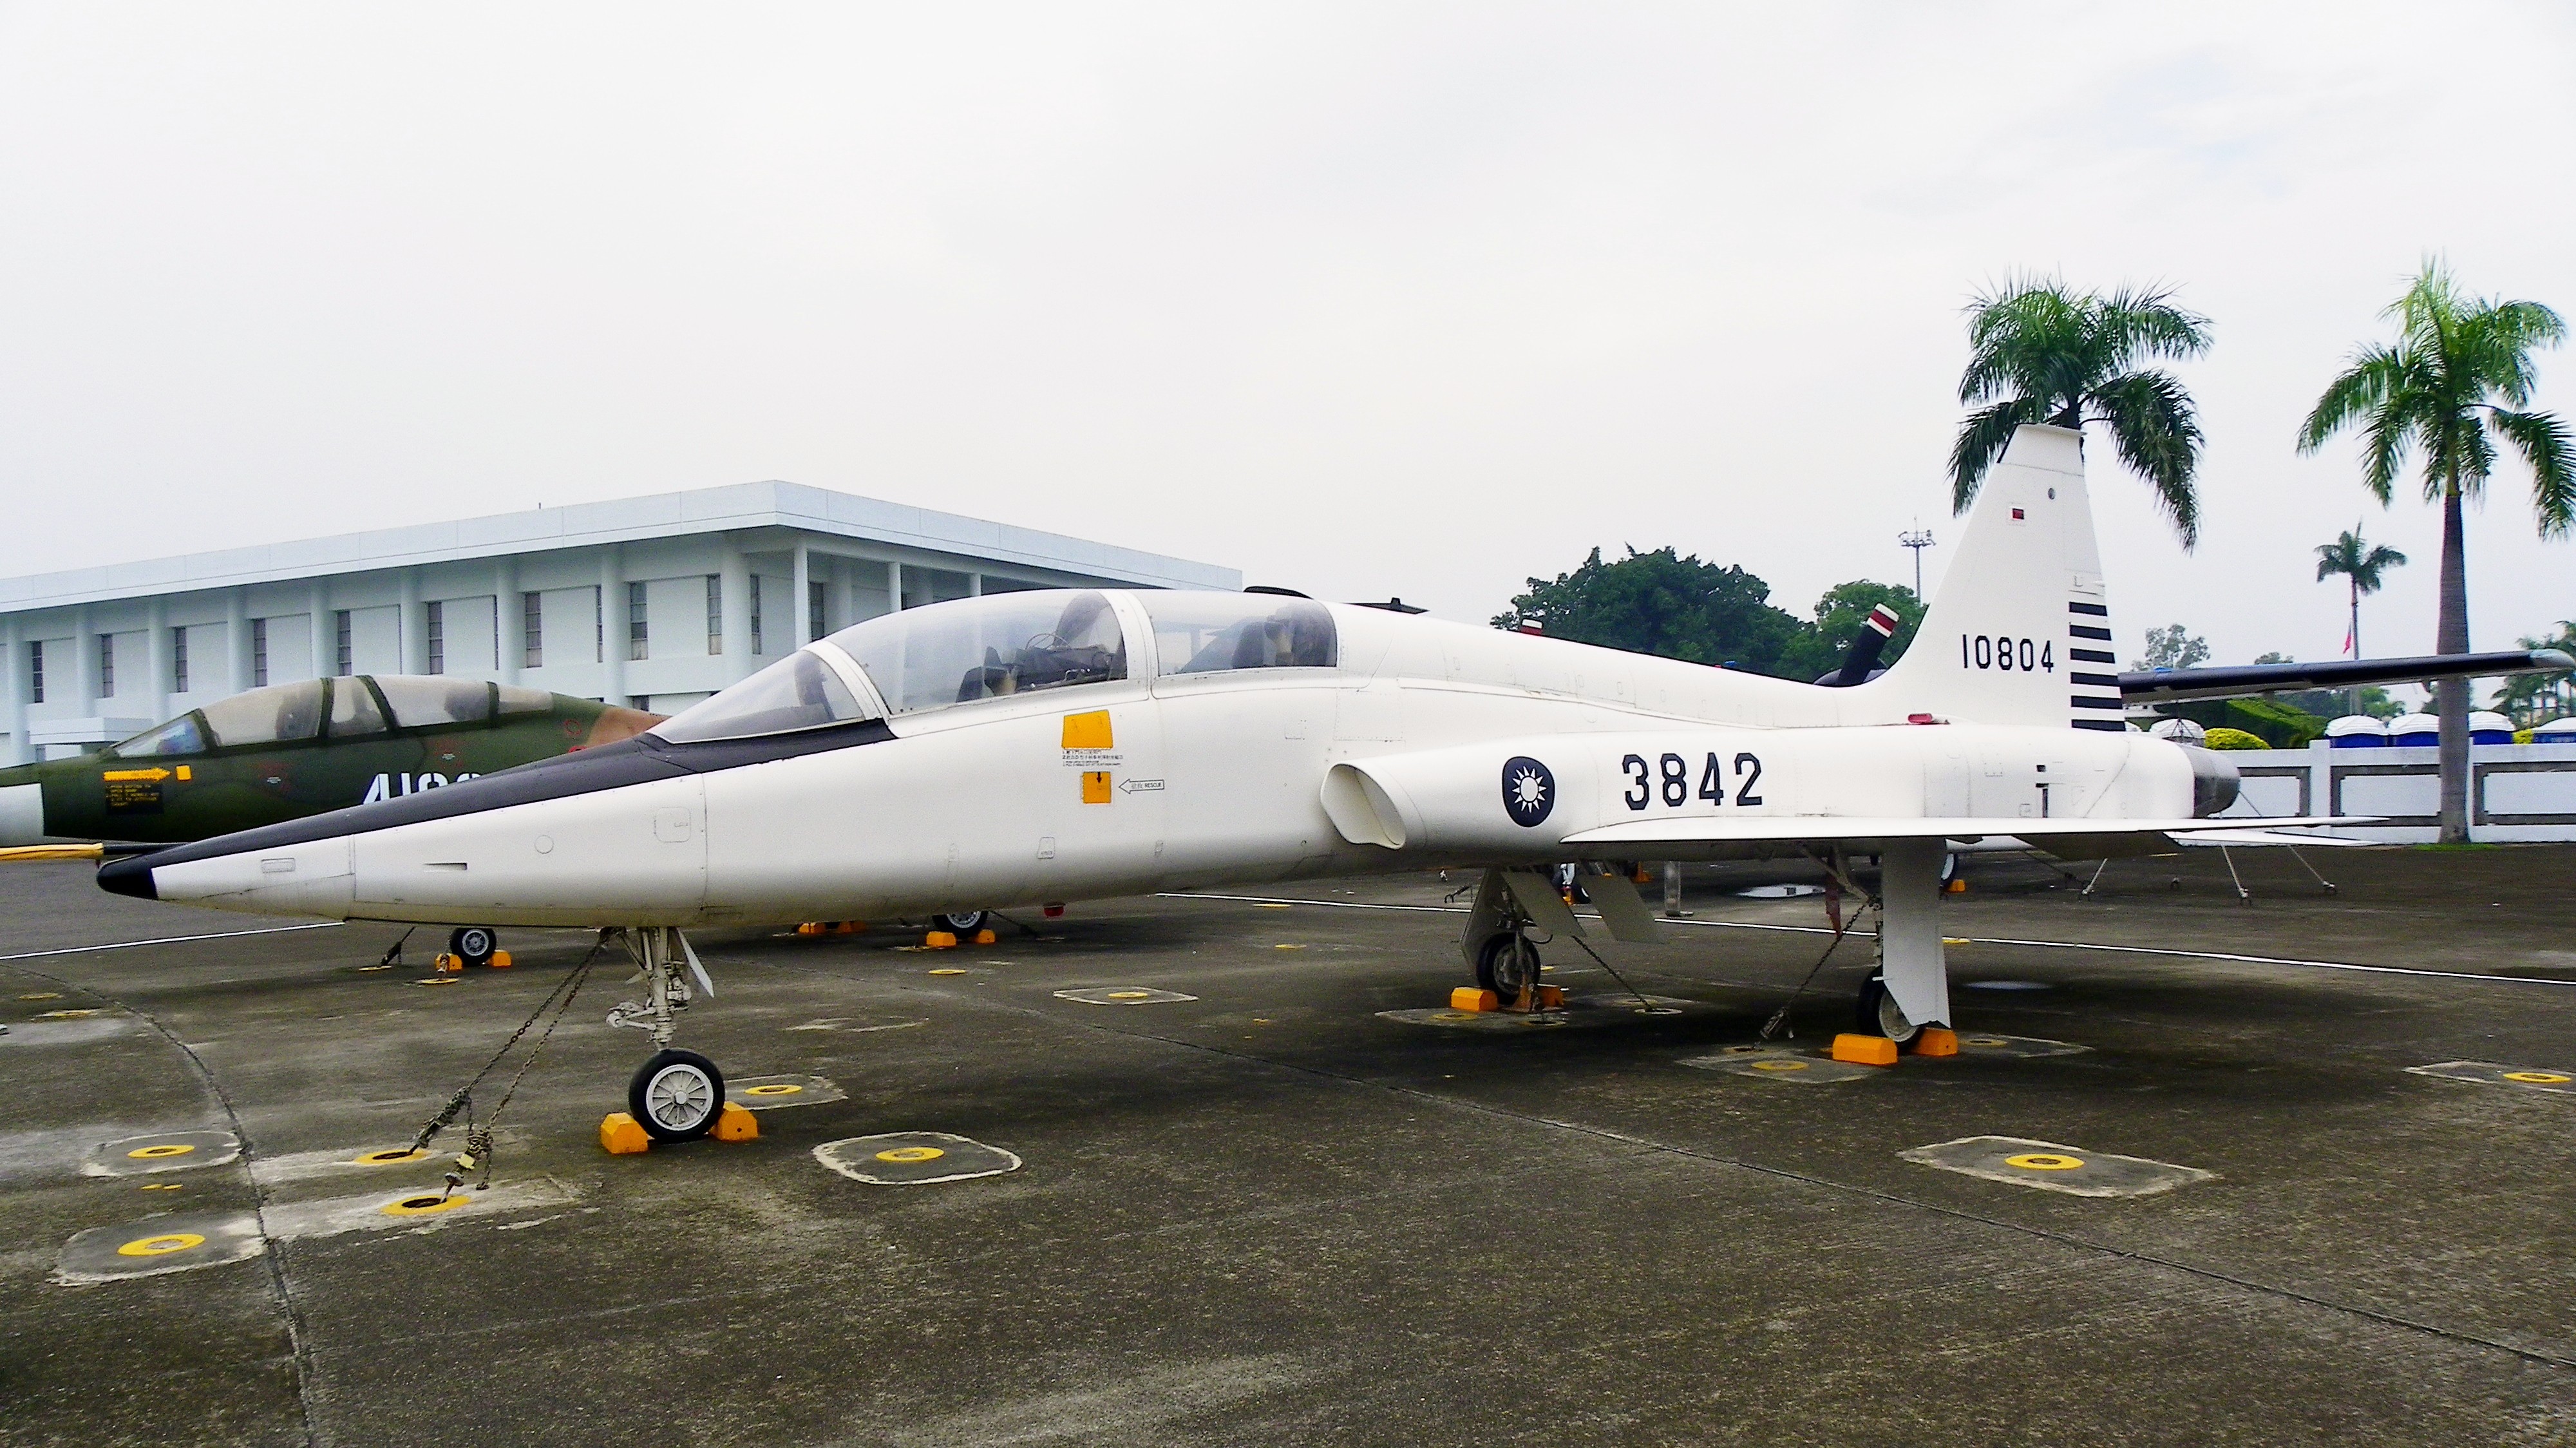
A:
1061;711;1113;750
1081;771;1112;804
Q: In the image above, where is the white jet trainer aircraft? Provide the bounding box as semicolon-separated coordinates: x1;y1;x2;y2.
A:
96;426;2554;1141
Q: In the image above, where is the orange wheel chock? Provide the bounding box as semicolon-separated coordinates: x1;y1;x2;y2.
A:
973;928;998;946
487;950;513;969
1831;1033;1900;1067
1450;987;1499;1013
599;1112;650;1155
1536;985;1567;1009
924;931;958;949
712;1101;759;1143
1911;1027;1960;1057
433;953;464;974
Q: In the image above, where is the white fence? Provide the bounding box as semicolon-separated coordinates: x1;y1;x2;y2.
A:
2224;741;2576;843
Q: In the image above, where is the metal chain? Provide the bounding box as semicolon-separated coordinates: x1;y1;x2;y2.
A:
408;935;608;1156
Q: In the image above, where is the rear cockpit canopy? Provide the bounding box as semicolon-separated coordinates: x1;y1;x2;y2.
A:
649;589;1340;745
107;676;557;757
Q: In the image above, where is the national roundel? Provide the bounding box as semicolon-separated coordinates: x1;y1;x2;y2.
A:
1500;756;1555;828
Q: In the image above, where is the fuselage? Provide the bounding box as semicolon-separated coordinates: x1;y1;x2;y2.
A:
102;589;2210;927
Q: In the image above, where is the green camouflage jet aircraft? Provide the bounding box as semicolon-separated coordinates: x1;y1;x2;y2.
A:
0;675;659;962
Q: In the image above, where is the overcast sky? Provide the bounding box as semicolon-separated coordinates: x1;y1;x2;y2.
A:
3;3;2571;681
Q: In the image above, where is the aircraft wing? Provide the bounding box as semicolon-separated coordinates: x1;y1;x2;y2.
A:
2121;649;2571;704
1559;815;2367;846
2174;828;2374;848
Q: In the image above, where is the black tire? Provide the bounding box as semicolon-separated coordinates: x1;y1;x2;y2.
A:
935;911;988;935
1938;852;1960;887
1855;973;1920;1044
449;926;498;967
629;1049;726;1142
1475;933;1542;1000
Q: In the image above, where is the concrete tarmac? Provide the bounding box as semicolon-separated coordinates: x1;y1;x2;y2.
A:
3;846;2573;1446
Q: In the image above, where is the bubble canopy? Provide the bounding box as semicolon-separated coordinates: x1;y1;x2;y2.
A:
649;589;1341;744
650;590;1129;743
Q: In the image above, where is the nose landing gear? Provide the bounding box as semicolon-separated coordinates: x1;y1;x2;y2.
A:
608;927;730;1143
630;1048;726;1141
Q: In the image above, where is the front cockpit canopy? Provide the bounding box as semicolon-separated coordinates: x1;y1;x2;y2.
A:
838;589;1127;714
647;589;1341;747
107;677;564;757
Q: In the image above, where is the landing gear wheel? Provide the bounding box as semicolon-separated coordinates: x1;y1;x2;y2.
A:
935;911;988;935
449;926;498;967
629;1049;726;1141
1855;973;1920;1045
1475;933;1542;1000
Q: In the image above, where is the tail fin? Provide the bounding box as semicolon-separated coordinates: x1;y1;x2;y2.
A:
1862;424;2122;730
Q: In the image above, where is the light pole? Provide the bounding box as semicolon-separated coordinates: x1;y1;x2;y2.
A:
1899;526;1935;599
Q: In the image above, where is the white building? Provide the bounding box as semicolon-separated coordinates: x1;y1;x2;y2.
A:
1;482;1236;763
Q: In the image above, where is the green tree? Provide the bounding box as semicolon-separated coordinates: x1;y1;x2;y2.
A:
2492;621;2575;727
2136;624;2209;671
1493;546;1806;674
2297;259;2574;841
1774;580;1923;682
1951;277;2213;546
2312;526;2407;661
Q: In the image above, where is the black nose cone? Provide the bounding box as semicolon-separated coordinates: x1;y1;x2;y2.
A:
96;853;160;900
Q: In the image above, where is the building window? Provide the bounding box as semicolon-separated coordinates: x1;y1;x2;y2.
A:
172;628;189;693
810;580;826;645
27;640;43;704
252;619;269;686
426;601;445;674
705;575;722;654
334;611;354;676
98;634;115;698
522;592;544;669
628;695;651;710
627;581;648;662
592;586;603;663
750;576;764;655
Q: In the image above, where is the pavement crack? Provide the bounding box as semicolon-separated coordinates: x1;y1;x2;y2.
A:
9;962;325;1447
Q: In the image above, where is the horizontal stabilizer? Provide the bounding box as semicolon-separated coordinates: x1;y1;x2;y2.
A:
2122;649;2572;704
1560;815;2370;848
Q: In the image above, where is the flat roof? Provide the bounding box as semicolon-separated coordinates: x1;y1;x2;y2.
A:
0;481;1238;613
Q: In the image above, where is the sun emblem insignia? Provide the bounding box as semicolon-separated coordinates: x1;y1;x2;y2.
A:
1499;756;1555;828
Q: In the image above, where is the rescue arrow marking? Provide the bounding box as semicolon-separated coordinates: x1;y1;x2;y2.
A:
101;768;171;782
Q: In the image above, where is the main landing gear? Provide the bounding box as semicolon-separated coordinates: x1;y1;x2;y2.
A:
608;927;727;1141
1460;868;1573;1009
1857;839;1953;1043
1854;973;1919;1045
1475;930;1542;1000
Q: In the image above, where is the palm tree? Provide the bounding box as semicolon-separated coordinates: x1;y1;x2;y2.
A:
2493;622;2575;728
2297;259;2574;843
1951;278;2213;547
2313;524;2407;659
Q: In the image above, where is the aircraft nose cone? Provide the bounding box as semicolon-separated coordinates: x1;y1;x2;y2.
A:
96;853;159;900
